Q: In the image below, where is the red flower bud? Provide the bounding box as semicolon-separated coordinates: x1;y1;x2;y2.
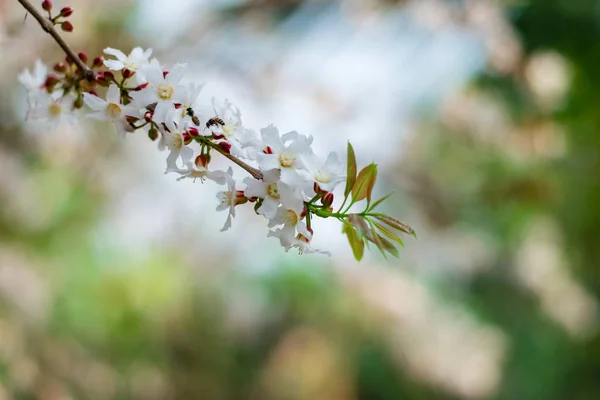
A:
134;82;148;91
65;55;73;64
103;71;115;80
60;6;73;17
218;141;232;154
41;0;52;12
61;21;73;32
122;68;134;79
313;182;323;194
78;52;88;64
92;56;104;67
44;75;58;89
144;111;153;123
183;132;193;146
53;62;67;73
188;127;199;137
212;133;225;140
264;146;273;154
195;154;210;169
321;192;334;208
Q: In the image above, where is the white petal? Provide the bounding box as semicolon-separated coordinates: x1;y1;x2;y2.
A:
104;60;125;71
82;92;107;111
104;47;127;61
106;84;121;104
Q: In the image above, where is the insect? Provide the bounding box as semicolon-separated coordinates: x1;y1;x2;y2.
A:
186;107;200;126
206;117;225;129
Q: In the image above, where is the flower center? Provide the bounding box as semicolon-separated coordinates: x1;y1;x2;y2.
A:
279;151;296;168
267;183;280;199
314;169;332;184
285;210;299;226
48;103;62;117
222;121;237;137
157;84;174;100
222;191;234;206
166;132;183;149
105;103;122;119
124;60;139;70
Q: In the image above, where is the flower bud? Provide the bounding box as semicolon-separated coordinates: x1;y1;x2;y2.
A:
195;154;210;169
218;141;232;154
61;21;73;32
212;133;225;140
188;127;199;137
102;71;115;81
41;0;52;12
321;192;334;208
148;127;159;141
53;62;67;73
92;56;104;67
78;52;87;64
44;75;58;89
182;132;193;146
60;6;73;17
65;55;73;64
144;111;153;123
122;68;135;79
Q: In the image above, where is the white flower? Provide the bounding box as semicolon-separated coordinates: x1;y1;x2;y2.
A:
210;98;261;158
268;229;330;255
267;207;312;249
301;151;345;192
243;169;304;219
178;83;204;127
215;167;239;231
130;60;187;124
159;112;194;171
18;59;47;103
29;92;76;128
255;125;313;186
83;84;139;138
103;47;153;83
167;157;227;184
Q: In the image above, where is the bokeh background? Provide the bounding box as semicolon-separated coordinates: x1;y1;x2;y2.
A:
1;0;600;399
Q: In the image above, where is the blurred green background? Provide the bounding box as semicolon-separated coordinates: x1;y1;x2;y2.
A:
1;0;600;399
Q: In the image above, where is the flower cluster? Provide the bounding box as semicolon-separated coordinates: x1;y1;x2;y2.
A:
17;0;415;259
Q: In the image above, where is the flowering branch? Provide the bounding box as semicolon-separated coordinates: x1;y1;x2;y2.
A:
17;0;94;80
16;0;415;259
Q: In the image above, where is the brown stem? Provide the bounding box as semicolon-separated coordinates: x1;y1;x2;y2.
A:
17;0;94;81
199;137;263;180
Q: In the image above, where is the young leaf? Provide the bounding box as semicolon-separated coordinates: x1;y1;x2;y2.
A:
369;192;394;212
344;142;357;198
373;214;416;237
351;164;377;203
344;223;364;261
366;223;387;259
372;220;404;247
348;215;371;240
379;235;400;258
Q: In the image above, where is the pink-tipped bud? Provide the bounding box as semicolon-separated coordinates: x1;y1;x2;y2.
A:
264;146;273;154
103;71;115;80
78;52;88;64
44;75;58;89
134;82;149;91
65;55;74;64
122;68;134;79
144;111;153;123
188;127;199;137
53;62;67;73
313;182;324;195
218;142;232;154
41;0;52;12
162;70;169;78
60;6;73;17
183;132;193;146
321;192;334;208
61;21;73;32
148;127;159;141
195;154;210;169
92;56;104;67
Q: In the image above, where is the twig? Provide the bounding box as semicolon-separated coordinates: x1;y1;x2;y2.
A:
17;0;94;81
199;137;263;180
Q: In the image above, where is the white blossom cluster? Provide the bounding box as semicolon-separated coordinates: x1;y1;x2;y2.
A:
19;48;347;255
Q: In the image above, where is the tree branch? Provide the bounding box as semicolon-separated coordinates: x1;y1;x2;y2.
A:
17;0;94;81
199;137;263;180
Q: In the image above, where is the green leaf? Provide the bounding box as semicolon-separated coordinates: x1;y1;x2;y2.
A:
344;142;357;198
379;236;400;258
366;224;387;259
373;214;416;237
351;164;377;203
369;192;394;211
344;223;364;261
348;215;370;240
372;221;404;248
